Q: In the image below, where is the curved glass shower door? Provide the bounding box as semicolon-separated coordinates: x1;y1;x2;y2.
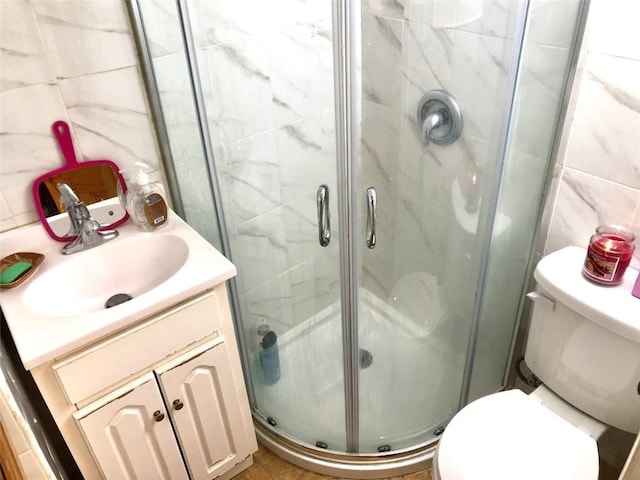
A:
176;2;348;450
132;0;585;464
133;0;347;450
354;1;527;452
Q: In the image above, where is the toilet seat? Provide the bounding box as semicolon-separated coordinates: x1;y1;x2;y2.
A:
435;390;599;480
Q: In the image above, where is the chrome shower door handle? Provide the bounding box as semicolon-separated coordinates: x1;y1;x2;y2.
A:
366;187;376;249
317;185;330;247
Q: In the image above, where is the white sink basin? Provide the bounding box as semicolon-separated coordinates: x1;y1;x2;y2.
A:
23;234;189;317
0;211;236;369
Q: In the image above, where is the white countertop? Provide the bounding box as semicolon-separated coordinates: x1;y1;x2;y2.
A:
0;212;236;370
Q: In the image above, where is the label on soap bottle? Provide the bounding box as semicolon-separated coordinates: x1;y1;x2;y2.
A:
143;193;168;228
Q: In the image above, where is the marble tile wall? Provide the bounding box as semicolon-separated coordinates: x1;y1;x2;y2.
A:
544;0;640;264
358;0;525;318
0;0;162;233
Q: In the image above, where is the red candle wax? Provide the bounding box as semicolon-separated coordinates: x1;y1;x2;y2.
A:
583;226;635;285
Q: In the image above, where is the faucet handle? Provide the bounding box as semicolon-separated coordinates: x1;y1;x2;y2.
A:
56;183;80;209
420;111;443;146
416;90;462;146
61;201;118;254
68;203;92;221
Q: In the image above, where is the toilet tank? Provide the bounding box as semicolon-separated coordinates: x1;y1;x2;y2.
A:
525;246;640;433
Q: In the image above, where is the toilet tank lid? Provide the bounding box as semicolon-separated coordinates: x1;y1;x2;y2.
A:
534;246;640;343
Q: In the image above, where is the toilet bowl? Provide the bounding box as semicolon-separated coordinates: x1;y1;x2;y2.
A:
433;246;640;480
433;387;603;480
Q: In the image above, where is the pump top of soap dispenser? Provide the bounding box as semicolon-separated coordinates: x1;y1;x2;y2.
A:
257;318;271;337
120;162;151;186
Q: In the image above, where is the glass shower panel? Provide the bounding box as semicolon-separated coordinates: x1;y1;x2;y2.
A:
134;0;575;460
467;0;583;402
355;0;525;452
136;0;222;250
182;0;345;449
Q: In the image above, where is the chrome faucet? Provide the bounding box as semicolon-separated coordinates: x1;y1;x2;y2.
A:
56;183;118;255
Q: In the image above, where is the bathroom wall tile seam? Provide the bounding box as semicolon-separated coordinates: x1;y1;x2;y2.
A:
362;0;543;44
562;164;640;194
0;1;52;93
30;0;139;79
193;36;333;148
559;165;640;251
0;80;59;95
556;164;640;213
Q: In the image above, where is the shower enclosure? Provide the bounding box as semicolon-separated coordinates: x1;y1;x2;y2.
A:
129;0;585;475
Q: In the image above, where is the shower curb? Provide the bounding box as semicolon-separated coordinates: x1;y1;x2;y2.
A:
254;419;435;479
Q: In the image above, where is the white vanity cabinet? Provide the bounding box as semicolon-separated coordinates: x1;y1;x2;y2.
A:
156;339;251;479
28;284;258;480
74;373;190;480
75;337;251;480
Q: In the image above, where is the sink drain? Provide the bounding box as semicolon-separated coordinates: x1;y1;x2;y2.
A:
359;348;373;369
105;293;133;309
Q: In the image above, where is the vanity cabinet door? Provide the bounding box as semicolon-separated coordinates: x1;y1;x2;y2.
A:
74;374;189;480
157;338;251;480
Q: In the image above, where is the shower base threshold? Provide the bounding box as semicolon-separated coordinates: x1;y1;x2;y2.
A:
255;417;436;479
250;288;465;462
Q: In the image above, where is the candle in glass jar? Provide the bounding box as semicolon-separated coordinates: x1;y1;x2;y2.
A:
583;225;635;285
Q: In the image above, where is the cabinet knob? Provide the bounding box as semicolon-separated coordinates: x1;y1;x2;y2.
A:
172;399;184;411
153;410;165;422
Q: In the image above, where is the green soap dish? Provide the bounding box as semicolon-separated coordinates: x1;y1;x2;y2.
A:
0;252;45;289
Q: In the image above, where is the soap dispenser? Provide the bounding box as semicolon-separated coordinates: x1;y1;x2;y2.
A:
260;331;281;386
121;163;168;231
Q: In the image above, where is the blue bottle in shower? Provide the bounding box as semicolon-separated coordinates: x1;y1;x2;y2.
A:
260;331;281;385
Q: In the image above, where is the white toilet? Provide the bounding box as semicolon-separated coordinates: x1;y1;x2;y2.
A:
433;246;640;480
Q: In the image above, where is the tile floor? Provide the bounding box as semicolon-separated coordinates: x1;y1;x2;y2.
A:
238;444;628;480
236;446;433;480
